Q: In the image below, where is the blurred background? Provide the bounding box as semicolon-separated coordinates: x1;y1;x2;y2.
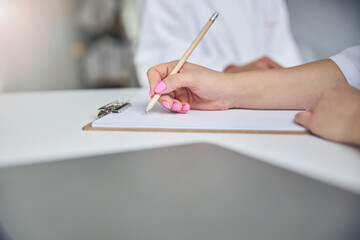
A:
0;0;359;92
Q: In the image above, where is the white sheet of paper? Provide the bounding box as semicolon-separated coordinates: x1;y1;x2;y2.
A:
92;99;306;132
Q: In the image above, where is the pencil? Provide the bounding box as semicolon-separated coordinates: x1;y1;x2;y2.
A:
145;11;219;113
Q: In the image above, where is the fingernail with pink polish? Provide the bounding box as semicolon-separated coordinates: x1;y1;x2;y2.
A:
154;82;166;93
161;101;170;109
305;108;310;112
181;105;189;111
172;103;181;111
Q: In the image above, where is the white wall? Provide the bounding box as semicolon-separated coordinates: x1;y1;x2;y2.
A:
0;0;80;92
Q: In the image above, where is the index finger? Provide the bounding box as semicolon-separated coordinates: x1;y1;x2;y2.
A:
147;61;179;94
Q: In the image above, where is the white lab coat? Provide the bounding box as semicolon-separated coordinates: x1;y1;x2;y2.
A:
330;46;360;90
134;0;302;86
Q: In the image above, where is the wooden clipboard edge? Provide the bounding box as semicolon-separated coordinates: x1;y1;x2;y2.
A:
82;121;310;135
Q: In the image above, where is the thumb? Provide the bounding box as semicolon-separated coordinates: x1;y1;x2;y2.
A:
153;72;199;95
294;111;312;129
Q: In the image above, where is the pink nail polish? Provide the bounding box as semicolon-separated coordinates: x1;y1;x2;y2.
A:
305;108;310;112
182;105;189;111
172;103;181;111
154;82;166;93
161;101;170;109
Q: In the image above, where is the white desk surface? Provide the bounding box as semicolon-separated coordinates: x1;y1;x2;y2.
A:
1;88;359;194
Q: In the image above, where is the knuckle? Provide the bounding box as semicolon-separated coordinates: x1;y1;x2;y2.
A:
322;88;334;98
146;67;154;78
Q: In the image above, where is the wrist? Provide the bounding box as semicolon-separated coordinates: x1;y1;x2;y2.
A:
223;72;252;109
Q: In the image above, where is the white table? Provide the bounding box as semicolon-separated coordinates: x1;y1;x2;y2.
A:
1;88;360;194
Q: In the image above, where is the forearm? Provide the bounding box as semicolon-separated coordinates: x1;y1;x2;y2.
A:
226;59;347;109
354;120;360;145
345;103;360;145
349;119;360;145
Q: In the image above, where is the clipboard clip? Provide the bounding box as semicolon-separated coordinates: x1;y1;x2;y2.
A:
97;100;131;118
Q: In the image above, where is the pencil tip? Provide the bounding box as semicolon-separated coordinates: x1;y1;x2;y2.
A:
145;110;148;114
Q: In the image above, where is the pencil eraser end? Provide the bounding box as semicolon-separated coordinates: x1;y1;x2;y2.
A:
210;12;219;22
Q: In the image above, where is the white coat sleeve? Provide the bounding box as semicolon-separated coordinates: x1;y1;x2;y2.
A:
330;46;360;90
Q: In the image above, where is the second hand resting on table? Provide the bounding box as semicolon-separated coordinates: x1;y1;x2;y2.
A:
223;56;283;73
147;60;360;145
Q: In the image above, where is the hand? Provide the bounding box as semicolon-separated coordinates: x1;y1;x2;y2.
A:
224;56;282;73
147;61;234;112
295;84;360;145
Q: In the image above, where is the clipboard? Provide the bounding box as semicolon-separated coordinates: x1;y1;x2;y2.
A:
82;99;309;135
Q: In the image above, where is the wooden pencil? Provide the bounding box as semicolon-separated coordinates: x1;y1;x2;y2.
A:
145;11;219;113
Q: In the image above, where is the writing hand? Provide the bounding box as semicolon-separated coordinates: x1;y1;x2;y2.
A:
147;61;235;113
